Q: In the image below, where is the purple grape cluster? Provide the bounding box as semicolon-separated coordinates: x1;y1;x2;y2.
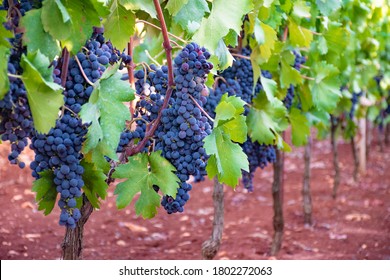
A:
158;43;213;214
0;1;35;168
120;43;213;214
30;30;124;228
241;139;276;191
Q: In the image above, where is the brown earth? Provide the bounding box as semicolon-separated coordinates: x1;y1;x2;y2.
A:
0;134;389;260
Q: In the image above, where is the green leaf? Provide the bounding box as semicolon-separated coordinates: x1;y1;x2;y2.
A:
120;0;157;18
32;170;57;215
316;0;342;16
0;10;12;47
292;0;311;19
193;0;253;52
0;46;10;100
20;51;64;134
174;0;209;33
280;50;303;88
260;74;277;100
80;65;134;160
166;0;189;16
309;62;341;112
251;21;277;64
224;29;238;47
21;9;61;61
83;144;111;173
81;160;108;209
289;108;310;146
205;129;248;188
113;151;180;219
41;0;101;54
323;22;349;54
215;39;234;70
214;94;247;142
204;95;248;187
247;93;288;146
288;19;313;48
103;1;136;51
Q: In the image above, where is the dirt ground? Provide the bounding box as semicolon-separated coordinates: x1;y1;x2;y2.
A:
0;133;389;260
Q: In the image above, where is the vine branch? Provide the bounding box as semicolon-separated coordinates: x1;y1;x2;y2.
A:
127;37;135;116
60;48;70;88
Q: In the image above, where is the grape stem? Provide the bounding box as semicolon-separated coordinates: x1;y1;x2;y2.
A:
136;19;187;44
7;73;22;79
74;55;94;86
311;30;322;35
213;76;228;91
230;53;251;60
145;50;161;66
189;94;215;122
300;64;310;70
301;75;315;81
126;0;176;157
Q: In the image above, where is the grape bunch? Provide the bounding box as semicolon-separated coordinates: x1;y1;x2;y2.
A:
0;1;35;168
29;30;124;228
282;85;295;110
121;43;213;214
159;43;213;213
241;139;276;191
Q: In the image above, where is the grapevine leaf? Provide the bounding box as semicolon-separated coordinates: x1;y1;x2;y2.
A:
20;51;64;134
309;62;341;112
204;95;248;187
120;0;157;18
103;1;136;51
215;39;234;70
0;10;12;47
0;46;9;100
316;0;342;16
280;50;302;88
41;0;101;54
83;143;111;173
323;22;349;54
289;108;310;146
224;29;238;47
113;151;180;219
251;21;277;64
247;93;288;146
316;36;328;55
292;0;311;19
174;0;209;33
214;94;247;142
204;129;248;188
193;0;253;52
80;64;134;160
288;19;313;48
81;160;108;209
166;0;189;16
21;9;61;61
260;74;277;100
32;170;57;216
